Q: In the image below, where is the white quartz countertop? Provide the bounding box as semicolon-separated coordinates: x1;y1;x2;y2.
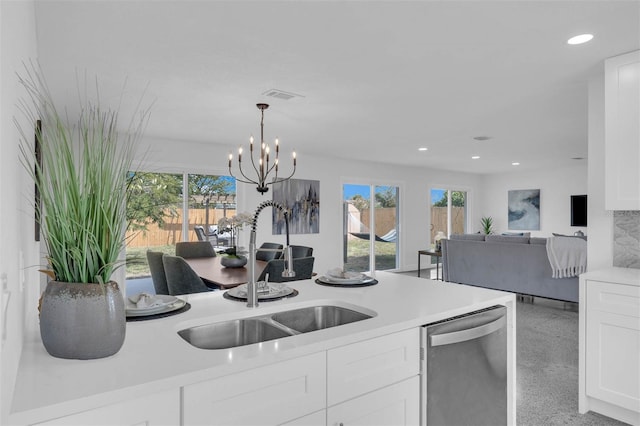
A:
9;272;514;424
581;267;640;287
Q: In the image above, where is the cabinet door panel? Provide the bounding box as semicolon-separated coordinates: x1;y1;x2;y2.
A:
586;310;640;411
327;328;419;406
327;377;420;426
605;50;640;210
183;352;326;426
587;280;640;317
32;389;179;426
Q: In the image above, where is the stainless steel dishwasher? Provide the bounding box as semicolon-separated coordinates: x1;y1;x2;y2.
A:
421;305;507;426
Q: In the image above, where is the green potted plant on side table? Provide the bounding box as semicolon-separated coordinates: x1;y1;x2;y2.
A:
17;66;149;360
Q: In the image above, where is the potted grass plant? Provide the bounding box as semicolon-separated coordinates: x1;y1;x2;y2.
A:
480;216;494;235
17;65;149;359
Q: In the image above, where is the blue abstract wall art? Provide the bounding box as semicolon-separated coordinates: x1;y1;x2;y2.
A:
272;178;320;235
508;189;540;230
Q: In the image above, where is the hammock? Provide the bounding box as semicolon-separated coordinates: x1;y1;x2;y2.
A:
350;229;397;242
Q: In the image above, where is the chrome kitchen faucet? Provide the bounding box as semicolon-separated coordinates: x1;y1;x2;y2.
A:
247;201;295;308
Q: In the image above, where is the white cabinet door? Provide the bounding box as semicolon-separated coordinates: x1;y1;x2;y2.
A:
32;388;179;426
585;281;640;413
327;328;420;406
327;376;420;426
183;352;326;426
605;50;640;210
586;309;640;411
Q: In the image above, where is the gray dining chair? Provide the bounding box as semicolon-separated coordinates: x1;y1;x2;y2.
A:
289;245;313;259
146;250;169;295
175;241;216;258
162;254;213;295
257;256;315;283
255;242;284;262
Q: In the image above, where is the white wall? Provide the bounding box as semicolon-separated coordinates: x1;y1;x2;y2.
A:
477;163;588;237
587;64;614;270
0;1;40;423
136;135;483;274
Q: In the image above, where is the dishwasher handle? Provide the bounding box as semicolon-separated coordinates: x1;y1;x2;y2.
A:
430;315;506;347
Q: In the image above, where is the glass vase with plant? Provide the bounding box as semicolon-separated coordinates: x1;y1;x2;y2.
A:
218;212;253;255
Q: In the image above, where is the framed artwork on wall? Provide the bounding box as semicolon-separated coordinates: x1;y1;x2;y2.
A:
272;178;320;235
508;189;540;230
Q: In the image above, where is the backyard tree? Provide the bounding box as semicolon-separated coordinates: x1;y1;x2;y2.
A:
433;191;466;207
188;174;233;206
127;172;182;232
350;194;370;211
375;186;397;208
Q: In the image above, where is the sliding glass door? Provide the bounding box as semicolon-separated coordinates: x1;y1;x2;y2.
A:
343;184;399;273
125;172;235;279
430;188;467;244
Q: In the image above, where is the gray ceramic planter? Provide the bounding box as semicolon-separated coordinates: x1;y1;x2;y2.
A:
39;281;126;360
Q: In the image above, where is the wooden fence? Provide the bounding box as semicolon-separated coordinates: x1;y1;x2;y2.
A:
128;206;466;247
431;207;465;241
126;208;236;247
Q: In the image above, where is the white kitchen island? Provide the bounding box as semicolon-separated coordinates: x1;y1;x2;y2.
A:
8;272;516;426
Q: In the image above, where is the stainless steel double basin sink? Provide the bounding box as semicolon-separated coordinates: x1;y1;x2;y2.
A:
178;305;375;350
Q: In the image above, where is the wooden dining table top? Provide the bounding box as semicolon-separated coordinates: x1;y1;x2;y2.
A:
184;256;267;289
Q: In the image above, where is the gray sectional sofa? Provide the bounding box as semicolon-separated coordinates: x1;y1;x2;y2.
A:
441;234;579;302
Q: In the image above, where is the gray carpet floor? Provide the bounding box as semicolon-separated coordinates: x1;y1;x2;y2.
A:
516;298;626;426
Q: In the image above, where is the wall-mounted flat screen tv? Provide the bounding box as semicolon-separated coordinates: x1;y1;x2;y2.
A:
571;194;587;227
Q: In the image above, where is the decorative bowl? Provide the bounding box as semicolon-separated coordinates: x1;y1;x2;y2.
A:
220;255;248;268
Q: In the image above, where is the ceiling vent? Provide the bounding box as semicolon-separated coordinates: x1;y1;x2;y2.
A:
262;89;304;101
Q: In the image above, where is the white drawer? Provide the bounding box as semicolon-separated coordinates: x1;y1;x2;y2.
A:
183;352;326;426
327;328;420;406
586;280;640;318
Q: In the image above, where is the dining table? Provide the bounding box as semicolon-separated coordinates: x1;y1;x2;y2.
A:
184;256;267;289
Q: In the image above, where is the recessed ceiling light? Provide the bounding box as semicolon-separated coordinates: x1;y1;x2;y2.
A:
471;156;480;160
567;34;593;45
418;147;428;151
512;162;520;166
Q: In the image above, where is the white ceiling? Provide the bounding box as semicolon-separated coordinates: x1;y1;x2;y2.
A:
33;0;640;174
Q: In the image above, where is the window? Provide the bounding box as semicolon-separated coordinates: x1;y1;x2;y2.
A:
343;183;399;273
430;188;467;242
125;172;235;279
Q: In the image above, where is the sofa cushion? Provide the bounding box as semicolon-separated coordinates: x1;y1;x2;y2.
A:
485;234;530;244
450;233;486;241
529;237;547;245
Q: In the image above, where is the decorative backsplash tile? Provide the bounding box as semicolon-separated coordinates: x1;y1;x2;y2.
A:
613;211;640;269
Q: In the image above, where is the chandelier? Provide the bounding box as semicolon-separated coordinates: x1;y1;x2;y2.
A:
228;103;296;194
